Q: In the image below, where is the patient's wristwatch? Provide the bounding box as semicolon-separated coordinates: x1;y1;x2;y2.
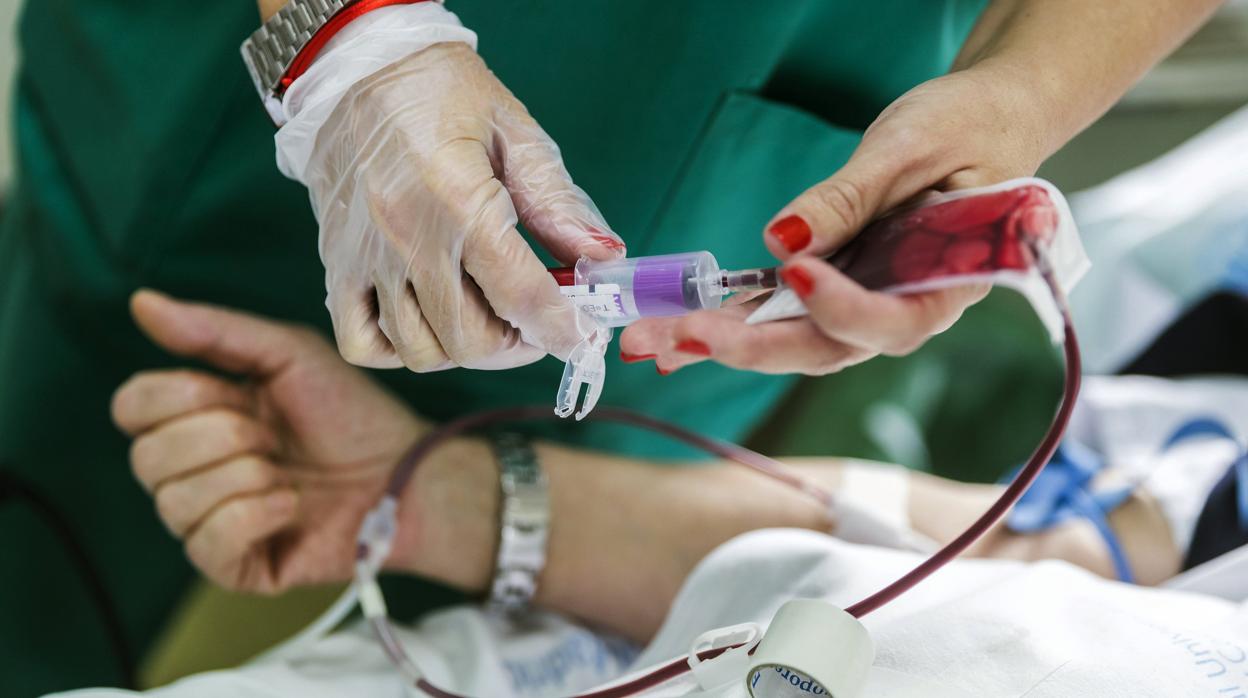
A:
240;0;439;123
488;432;550;615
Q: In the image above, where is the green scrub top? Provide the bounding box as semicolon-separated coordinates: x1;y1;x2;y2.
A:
0;1;984;694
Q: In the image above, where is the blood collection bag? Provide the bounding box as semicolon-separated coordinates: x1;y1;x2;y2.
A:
749;177;1090;341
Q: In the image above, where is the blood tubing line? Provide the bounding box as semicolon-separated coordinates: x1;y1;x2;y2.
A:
358;179;1086;696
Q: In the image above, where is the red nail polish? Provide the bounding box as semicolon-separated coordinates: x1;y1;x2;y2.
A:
780;266;815;299
590;233;626;251
674;339;711;356
768;215;812;253
620;352;657;364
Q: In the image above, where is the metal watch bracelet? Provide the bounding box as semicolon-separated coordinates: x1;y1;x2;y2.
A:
240;0;441;123
488;432;550;616
243;0;360;102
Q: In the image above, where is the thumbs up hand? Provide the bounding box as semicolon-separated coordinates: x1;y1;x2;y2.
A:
111;290;497;594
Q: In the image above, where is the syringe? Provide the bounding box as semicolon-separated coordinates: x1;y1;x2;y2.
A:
549;252;778;328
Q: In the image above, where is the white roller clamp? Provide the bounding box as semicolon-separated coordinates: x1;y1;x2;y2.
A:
686;622;764;691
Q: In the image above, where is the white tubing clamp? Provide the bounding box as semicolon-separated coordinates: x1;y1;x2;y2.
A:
686;622;764;691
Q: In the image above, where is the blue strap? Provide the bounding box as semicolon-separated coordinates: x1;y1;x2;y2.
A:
1006;439;1136;583
1237;453;1248;533
1008;417;1248;583
1163;417;1237;448
1226;249;1248;298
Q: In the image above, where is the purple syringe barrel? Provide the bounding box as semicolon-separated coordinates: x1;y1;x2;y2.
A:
572;251;723;328
633;255;699;316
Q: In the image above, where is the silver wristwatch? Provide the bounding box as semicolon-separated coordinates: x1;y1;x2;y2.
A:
240;0;441;123
488;433;550;615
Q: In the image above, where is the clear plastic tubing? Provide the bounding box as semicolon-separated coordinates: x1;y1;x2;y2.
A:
549;252;777;328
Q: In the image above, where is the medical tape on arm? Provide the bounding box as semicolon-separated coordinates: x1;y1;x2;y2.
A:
834;463;935;553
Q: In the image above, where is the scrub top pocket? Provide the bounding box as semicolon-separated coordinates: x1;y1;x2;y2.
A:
638;90;864;269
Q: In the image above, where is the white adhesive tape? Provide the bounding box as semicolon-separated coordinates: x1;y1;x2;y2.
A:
839;463;910;534
834;463;936;553
746;600;874;698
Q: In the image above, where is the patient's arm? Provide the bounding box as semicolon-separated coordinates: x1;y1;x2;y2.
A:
399;440;837;642
111;290;832;640
114;291;1182;646
903;468;1181;586
467;455;1180;642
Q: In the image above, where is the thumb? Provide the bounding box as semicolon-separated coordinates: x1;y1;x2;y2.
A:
764;140;937;261
130;289;311;377
495;108;626;265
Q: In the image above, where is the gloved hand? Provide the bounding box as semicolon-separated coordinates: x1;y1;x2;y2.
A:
277;3;623;371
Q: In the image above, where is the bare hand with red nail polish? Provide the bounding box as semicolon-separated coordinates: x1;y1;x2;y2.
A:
623;69;1046;375
621;274;986;376
744;69;1059;372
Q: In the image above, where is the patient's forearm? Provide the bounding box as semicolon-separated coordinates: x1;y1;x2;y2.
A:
511;454;1178;640
393;443;1182;644
391;438;834;643
788;461;1181;585
903;470;1181;585
533;446;834;641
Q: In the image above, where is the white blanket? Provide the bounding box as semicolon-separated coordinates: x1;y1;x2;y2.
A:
57;529;1248;698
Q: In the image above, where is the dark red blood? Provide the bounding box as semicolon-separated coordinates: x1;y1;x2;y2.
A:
890;230;947;283
996;210;1027;270
943;238;993;273
996;239;1027;270
920;189;1025;233
549;267;576;286
831;183;1060;290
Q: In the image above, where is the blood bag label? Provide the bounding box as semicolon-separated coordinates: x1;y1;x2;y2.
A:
560;284;626;321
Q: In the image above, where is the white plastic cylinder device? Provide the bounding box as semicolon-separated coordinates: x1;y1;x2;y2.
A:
569;251;724;327
746;599;874;698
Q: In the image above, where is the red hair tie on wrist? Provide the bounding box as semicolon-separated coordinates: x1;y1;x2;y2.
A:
278;0;436;94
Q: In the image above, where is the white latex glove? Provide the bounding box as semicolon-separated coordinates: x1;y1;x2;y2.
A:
275;3;623;371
